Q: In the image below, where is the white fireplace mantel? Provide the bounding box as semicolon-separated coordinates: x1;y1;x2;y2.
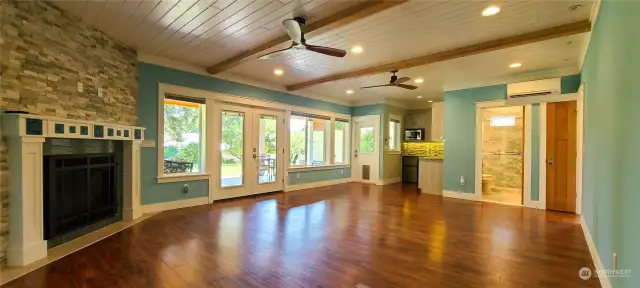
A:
1;113;146;267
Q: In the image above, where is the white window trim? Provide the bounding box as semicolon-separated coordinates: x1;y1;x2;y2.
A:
388;114;402;152
158;92;211;183
158;83;352;183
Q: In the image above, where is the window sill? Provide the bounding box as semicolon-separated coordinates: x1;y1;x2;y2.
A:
157;173;210;183
287;164;350;172
387;150;402;155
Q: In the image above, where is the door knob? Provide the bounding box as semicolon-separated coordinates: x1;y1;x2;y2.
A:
253;154;257;159
547;158;554;165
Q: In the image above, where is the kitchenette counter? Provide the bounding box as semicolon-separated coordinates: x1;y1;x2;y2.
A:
418;157;443;195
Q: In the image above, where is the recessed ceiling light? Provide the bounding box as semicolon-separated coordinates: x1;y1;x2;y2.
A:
509;63;522;68
346;90;354;94
416;96;423;99
428;100;434;103
482;6;501;16
273;69;284;75
351;46;363;53
414;78;424;84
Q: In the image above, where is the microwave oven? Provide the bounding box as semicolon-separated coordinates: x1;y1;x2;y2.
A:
404;129;425;141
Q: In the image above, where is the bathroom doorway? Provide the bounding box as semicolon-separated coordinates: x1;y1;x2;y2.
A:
480;106;524;205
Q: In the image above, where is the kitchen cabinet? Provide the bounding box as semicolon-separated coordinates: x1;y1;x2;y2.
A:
404;110;429;129
430;102;444;141
418;158;443;195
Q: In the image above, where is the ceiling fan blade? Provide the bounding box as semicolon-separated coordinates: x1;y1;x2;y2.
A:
257;46;293;60
361;84;395;89
305;45;347;58
394;84;419;90
282;19;302;44
394;77;411;84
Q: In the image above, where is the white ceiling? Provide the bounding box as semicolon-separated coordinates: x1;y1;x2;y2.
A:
54;0;594;106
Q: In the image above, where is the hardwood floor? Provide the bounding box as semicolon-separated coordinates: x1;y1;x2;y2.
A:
2;183;599;287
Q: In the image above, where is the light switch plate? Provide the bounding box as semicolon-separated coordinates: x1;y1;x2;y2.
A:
77;82;83;92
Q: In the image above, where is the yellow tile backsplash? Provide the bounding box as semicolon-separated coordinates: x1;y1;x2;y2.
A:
402;142;444;158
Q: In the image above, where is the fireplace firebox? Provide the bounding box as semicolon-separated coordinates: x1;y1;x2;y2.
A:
43;153;119;241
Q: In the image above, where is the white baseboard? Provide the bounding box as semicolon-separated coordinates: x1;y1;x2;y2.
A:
140;197;209;214
581;216;612;288
380;177;401;185
285;178;351;192
443;190;482;201
524;200;539;209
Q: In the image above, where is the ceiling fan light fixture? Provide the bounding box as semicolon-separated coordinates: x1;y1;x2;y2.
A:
351;46;363;54
509;63;522;68
273;69;284;75
482;6;501;16
346;90;354;94
414;78;424;84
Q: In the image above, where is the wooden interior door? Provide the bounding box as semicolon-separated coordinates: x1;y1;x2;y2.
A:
546;101;577;213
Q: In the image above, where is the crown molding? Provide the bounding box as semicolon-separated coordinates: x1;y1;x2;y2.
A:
137;53;352;106
442;66;580;92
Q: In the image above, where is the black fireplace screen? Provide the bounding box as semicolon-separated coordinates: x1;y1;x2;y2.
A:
43;154;118;240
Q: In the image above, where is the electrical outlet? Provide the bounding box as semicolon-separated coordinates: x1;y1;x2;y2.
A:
296;172;300;179
77;82;83;92
340;169;344;175
460;176;466;186
613;253;617;271
183;184;189;194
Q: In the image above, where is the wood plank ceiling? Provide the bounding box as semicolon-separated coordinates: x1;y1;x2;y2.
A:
54;0;594;105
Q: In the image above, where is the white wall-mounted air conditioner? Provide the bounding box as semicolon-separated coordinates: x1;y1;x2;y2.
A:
507;78;561;98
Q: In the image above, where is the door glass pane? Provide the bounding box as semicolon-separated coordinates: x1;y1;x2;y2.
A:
359;126;374;153
221;111;244;187
258;115;277;184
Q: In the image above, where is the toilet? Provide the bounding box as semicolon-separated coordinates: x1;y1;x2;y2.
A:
482;174;494;195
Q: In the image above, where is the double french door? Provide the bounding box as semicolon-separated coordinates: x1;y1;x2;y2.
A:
214;103;284;200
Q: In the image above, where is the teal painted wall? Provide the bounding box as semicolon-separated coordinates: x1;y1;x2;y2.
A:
443;85;507;193
138;62;352;204
288;168;351;185
581;1;640;287
530;104;540;201
443;76;581;195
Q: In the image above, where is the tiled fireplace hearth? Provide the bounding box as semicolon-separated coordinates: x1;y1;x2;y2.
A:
1;113;145;266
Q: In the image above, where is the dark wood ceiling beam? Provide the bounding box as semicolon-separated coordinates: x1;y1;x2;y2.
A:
286;20;592;91
206;0;408;74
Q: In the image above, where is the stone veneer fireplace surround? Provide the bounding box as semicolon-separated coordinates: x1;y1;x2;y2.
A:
1;113;145;267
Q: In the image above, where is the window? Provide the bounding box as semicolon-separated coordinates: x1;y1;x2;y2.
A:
490;116;516;127
359;126;375;153
334;119;350;164
290;114;330;166
163;96;205;174
388;118;401;151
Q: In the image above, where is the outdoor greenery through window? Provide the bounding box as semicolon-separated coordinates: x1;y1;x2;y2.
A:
334;119;349;164
389;119;401;151
360;126;375;153
290;115;330;166
163;96;205;174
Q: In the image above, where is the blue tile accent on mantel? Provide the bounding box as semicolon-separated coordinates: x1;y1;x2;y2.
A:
25;118;43;135
80;126;89;135
124;130;130;138
107;128;114;137
54;123;64;134
134;129;142;140
69;126;77;134
117;130;121;137
94;125;104;138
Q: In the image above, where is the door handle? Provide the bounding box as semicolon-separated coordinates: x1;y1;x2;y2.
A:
253;154;257;159
547;158;554;165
